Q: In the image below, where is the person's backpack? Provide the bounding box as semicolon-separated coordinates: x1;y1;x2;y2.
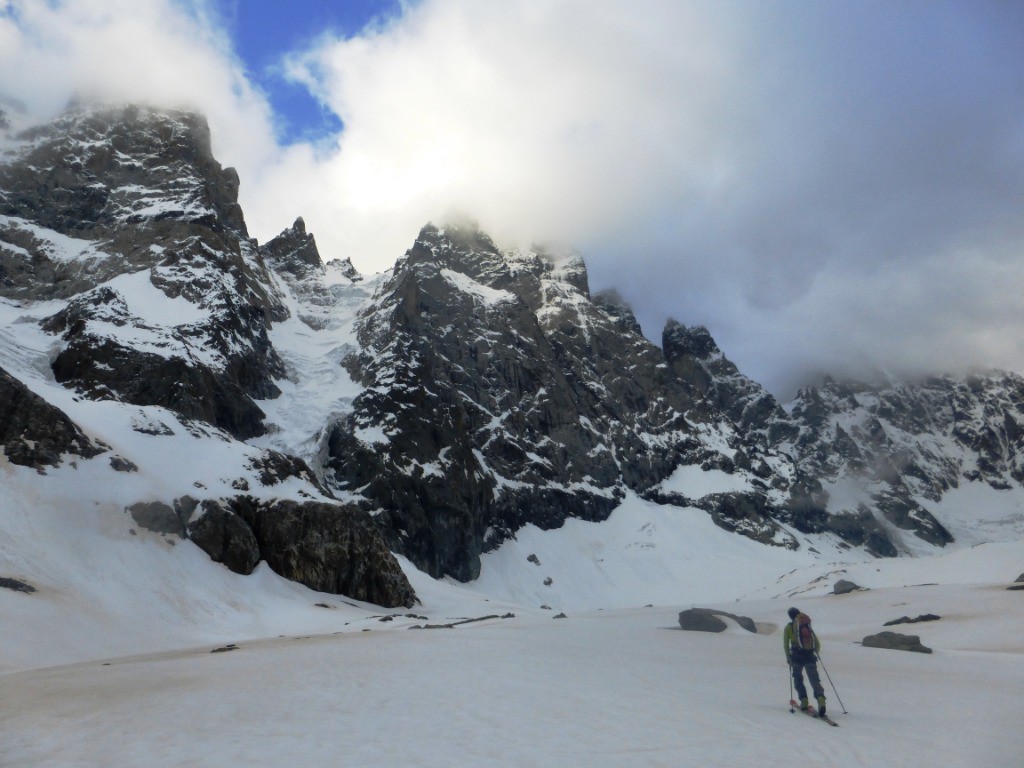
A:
792;612;815;651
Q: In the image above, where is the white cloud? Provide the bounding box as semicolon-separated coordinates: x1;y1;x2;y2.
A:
277;0;741;264
3;0;1024;396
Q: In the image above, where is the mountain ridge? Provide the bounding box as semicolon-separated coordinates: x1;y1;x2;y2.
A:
2;105;1022;606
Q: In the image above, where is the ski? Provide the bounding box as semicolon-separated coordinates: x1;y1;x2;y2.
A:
789;700;839;727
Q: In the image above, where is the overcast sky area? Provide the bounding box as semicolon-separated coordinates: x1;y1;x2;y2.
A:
2;0;1023;397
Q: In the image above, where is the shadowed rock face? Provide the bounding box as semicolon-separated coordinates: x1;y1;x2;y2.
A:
0;365;104;468
324;223;831;580
314;218;1024;580
1;105;250;299
186;497;417;608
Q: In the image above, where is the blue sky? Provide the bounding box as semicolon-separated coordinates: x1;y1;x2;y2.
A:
211;0;402;143
2;0;1024;395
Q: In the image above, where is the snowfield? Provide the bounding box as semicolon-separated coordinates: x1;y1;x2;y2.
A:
1;474;1022;767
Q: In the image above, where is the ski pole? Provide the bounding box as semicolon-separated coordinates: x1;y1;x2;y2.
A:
789;662;794;712
816;654;848;714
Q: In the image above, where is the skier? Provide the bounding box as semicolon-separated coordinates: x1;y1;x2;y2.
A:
784;606;826;716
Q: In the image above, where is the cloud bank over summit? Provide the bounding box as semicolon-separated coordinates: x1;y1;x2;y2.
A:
3;0;1024;396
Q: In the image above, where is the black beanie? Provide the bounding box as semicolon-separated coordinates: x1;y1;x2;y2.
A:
788;607;799;619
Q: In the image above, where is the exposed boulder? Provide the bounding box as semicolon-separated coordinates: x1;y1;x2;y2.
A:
127;501;187;537
861;631;933;653
237;498;417;608
833;579;864;595
678;608;757;633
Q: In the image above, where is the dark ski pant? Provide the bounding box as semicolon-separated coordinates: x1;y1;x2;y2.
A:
791;660;825;702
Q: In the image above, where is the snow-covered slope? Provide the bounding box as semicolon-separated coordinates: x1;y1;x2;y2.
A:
2;530;1021;767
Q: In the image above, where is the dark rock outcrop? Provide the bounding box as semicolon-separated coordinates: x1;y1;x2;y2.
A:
328;222;695;578
187;497;416;608
0;365;104;468
260;217;362;330
0;577;36;593
677;608;757;633
326;222;825;579
186;500;262;576
663;321;792;437
127;501;187;537
883;614;940;626
2;105;288;441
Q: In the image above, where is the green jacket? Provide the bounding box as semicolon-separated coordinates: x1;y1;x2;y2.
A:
783;621;821;661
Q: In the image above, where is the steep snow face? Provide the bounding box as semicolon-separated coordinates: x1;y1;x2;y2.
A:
250;247;382;478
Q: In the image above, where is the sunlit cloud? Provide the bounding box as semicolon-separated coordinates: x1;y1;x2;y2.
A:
3;0;1024;396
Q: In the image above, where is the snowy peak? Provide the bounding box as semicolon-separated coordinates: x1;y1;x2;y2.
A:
775;371;1024;551
0;104;258;303
786;372;1024;493
262;217;324;278
399;221;591;314
662;319;790;438
2;103;246;238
